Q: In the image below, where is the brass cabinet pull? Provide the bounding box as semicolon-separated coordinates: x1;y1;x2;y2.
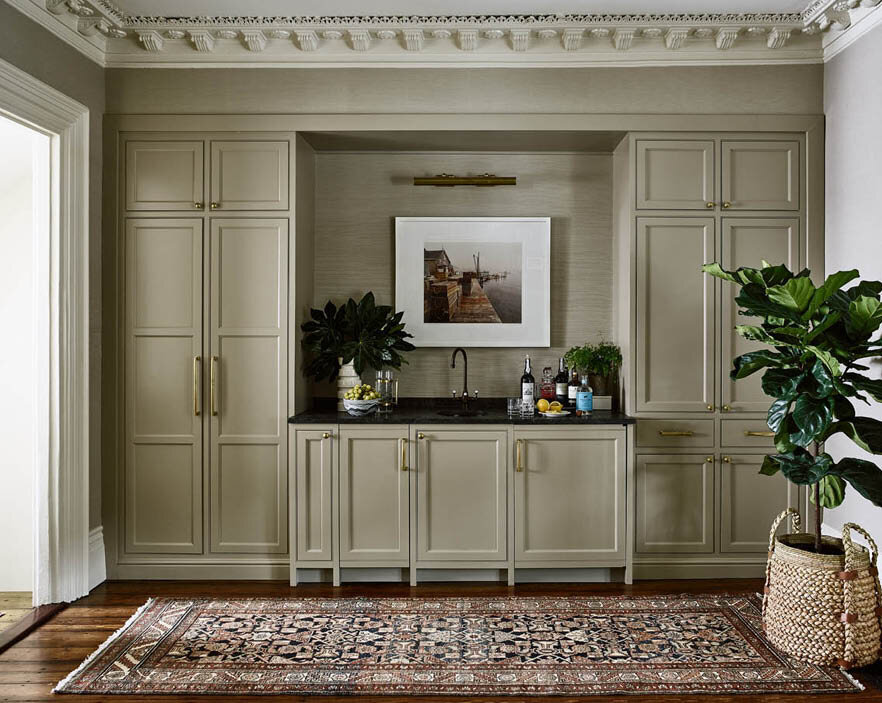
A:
722;404;731;412
705;456;715;464
706;404;714;411
722;201;732;209
516;439;524;472
705;202;715;209
417;432;425;440
210;201;220;209
193;355;201;416
745;430;775;437
322;432;330;439
194;201;204;210
400;438;408;472
210;355;218;416
722;456;732;463
658;430;694;437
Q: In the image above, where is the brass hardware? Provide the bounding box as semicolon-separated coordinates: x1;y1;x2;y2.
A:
194;201;204;210
210;355;218;416
705;456;715;463
413;173;516;187
658;430;694;437
400;438;408;472
722;201;732;209
210;201;220;209
418;432;425;440
705;202;715;209
723;456;732;463
516;439;524;472
706;404;714;411
745;430;776;438
722;404;731;412
193;355;201;416
322;432;330;439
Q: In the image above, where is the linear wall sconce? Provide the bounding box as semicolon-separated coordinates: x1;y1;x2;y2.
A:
413;173;517;187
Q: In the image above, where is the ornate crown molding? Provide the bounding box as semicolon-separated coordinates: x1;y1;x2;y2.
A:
6;0;882;67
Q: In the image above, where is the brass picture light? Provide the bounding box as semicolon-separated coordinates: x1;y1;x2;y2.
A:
413;173;516;187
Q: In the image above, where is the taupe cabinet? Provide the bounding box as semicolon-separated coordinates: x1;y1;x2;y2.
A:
118;135;290;574
290;424;630;586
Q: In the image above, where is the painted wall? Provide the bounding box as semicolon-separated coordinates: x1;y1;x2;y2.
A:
313;151;612;397
823;24;882;540
0;117;47;591
0;3;106;530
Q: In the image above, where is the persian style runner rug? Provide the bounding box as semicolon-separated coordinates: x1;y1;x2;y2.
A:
55;595;862;696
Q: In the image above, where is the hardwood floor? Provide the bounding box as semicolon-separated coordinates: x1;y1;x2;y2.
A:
2;578;880;702
0;593;33;635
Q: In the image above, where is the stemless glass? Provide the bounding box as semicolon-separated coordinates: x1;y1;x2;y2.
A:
375;370;398;414
507;397;521;417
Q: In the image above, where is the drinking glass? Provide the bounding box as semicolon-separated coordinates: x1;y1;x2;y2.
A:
507;398;521;417
375;370;398;414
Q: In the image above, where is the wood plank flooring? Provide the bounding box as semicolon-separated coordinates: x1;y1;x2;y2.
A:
0;593;33;635
2;579;881;702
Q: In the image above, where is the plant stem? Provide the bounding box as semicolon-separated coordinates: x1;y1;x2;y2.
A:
812;440;821;553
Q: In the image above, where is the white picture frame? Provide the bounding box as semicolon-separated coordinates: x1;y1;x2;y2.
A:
395;216;551;347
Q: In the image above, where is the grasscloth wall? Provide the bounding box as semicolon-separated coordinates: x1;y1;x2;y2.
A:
313;151;611;398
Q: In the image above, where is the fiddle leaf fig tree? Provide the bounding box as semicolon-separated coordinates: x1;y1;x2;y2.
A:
702;261;882;553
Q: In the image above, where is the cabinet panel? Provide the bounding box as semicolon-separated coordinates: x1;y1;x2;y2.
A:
210;141;289;211
339;428;409;564
721;218;799;412
514;429;624;563
636;454;714;554
721;141;799;211
295;430;335;561
636;140;714;210
636;218;715;413
124;218;203;554
209;218;288;553
415;429;507;562
635;419;714;449
126;140;204;212
721;419;776;448
720;454;799;552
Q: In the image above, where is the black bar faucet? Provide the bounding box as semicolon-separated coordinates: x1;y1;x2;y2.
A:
451;347;469;410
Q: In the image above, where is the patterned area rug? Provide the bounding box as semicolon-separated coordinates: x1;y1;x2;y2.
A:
55;595;862;696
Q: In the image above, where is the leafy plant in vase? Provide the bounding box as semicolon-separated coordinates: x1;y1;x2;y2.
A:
565;341;622;397
301;291;415;411
703;260;882;667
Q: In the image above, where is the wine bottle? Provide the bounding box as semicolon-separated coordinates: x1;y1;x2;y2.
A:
567;369;580;407
554;358;569;403
520;355;535;405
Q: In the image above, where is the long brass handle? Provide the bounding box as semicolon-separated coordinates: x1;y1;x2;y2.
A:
193;355;201;416
745;430;775;437
516;439;524;472
400;438;408;472
210;355;218;416
658;430;694;437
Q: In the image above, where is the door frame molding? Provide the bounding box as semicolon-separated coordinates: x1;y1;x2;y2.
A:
0;58;91;604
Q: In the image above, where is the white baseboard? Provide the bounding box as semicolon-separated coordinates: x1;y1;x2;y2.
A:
88;526;106;591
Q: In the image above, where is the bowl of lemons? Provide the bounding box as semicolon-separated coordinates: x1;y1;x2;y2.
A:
536;399;569;417
343;384;381;415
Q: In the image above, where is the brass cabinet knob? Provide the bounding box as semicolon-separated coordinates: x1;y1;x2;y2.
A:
322;432;330;439
705;202;715;209
722;456;732;463
194;201;204;209
417;432;425;440
705;456;715;464
706;404;714;412
722;201;732;209
210;201;220;209
722;404;731;412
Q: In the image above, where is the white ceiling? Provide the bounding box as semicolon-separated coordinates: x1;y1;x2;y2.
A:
112;0;809;17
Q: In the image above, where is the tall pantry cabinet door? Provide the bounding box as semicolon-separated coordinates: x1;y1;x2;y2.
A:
720;219;799;412
125;141;204;212
295;429;335;562
125;219;203;554
210;141;289;211
339;427;410;565
636;218;716;413
209;218;289;553
636;140;715;210
721;141;799;211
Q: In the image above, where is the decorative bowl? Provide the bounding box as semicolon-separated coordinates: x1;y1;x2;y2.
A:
343;398;379;415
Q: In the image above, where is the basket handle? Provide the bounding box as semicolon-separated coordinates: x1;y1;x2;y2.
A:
842;522;879;571
768;508;801;554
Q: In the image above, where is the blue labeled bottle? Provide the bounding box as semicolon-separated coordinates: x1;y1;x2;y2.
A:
576;375;593;413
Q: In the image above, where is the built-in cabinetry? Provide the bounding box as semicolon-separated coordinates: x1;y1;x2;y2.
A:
290;424;630;586
623;133;812;578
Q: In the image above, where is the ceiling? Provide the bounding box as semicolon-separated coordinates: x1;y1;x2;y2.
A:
111;0;809;17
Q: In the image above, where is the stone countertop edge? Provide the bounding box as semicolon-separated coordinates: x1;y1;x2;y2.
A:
288;409;636;425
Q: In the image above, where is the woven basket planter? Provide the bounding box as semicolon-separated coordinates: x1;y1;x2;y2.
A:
763;508;882;668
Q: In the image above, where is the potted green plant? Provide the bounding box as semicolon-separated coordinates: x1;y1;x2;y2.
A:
565;341;622;396
301;292;415;406
703;261;882;667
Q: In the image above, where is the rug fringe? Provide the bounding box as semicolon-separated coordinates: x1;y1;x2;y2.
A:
840;667;866;691
53;597;155;694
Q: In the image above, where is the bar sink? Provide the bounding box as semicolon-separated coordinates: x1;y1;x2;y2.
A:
436;409;485;418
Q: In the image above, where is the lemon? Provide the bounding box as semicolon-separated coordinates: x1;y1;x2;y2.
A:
549;401;563;412
536;399;550;412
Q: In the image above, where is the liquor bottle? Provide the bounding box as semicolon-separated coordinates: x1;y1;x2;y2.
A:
567;369;580;408
540;366;555;400
520;356;535;405
576;374;594;413
554;358;569;403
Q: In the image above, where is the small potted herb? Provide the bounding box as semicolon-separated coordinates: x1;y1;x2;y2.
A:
565;341;623;397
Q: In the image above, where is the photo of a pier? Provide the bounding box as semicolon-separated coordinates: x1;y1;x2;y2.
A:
423;242;522;324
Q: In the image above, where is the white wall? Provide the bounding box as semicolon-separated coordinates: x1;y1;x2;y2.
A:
0;116;48;591
823;24;882;539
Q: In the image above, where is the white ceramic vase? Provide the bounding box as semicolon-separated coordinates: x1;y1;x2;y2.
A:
336;358;362;411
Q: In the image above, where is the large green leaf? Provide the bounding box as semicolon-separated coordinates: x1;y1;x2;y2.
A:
846;296;882;338
812;474;846;509
792;394;833;440
806;345;842;377
701;262;739;283
805;270;860;319
774;449;831;485
844;373;882;403
804;311;843;344
732;350;787;380
767;277;816;313
823;417;882;454
760;263;797;288
810;360;834;398
762;368;805;400
767;398;791;432
736;284;802;323
759;455;781;476
830;457;882;507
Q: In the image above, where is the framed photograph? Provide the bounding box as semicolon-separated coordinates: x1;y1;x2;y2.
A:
395;216;551;347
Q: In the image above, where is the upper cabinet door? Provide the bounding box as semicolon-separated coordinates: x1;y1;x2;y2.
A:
721;218;799;413
636;217;716;413
636;140;715;210
210;141;289;211
721;140;799;211
126;141;204;212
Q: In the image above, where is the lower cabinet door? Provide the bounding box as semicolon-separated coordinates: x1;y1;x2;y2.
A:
414;429;507;562
339;427;409;565
294;429;335;562
636;454;715;553
720;454;799;552
514;428;625;564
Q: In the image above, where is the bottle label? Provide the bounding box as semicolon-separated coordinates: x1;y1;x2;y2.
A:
577;391;594;412
521;383;534;404
568;385;578;400
556;382;568;397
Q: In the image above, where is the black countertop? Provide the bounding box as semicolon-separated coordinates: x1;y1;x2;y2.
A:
289;398;635;426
